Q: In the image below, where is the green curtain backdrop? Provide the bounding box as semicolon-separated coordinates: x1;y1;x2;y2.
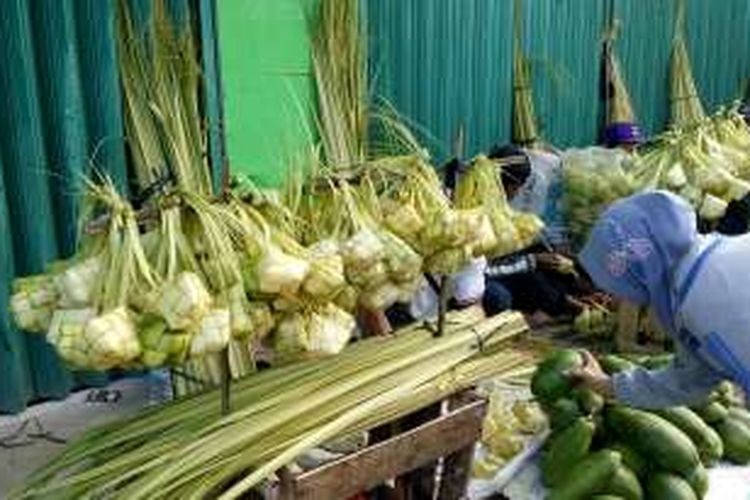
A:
0;0;222;414
367;0;750;162
217;0;315;187
521;0;607;147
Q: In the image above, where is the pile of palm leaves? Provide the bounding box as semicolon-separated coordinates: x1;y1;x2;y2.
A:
602;20;638;129
12;308;537;500
511;0;539;148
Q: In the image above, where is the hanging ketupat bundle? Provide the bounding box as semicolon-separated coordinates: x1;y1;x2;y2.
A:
115;0;255;388
454;155;544;257
43;180;157;370
338;180;423;309
370;155;486;275
9;275;57;333
284;155;425;313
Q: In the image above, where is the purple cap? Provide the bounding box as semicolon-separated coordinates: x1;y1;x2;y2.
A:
605;122;644;147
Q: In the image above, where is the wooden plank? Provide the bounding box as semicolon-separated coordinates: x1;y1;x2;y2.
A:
286;398;487;500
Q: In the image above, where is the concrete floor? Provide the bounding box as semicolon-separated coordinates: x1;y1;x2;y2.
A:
0;378;152;498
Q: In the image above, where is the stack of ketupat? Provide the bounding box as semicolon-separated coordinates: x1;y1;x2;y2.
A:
454;155;544;258
369;155;510;275
12;309;537;500
532;349;750;500
8;0;347;373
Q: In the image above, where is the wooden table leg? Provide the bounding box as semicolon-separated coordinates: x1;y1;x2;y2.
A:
438;392;477;500
394;402;442;499
277;466;295;500
437;444;474;500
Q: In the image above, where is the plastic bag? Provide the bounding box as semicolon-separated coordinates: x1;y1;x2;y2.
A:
562;146;639;249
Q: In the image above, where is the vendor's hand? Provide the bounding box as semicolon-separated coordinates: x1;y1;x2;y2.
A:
567;350;614;399
536;253;575;274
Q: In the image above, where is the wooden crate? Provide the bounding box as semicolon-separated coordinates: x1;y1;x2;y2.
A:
266;392;488;500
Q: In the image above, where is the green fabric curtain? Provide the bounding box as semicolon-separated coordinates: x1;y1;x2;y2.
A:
0;0;78;412
521;0;607;146
367;0;750;161
0;0;223;414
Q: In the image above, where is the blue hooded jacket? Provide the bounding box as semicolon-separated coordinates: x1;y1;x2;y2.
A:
580;191;750;408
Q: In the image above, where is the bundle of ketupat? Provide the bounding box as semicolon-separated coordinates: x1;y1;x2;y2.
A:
334;181;422;310
9;178;362;369
368;155;492;275
114;0;262;388
454;155;544;257
273;303;356;360
147;195;248;361
282;158;426;313
625;3;750;221
562;147;640;249
631;127;750;221
41;180;157;370
9;275;57;333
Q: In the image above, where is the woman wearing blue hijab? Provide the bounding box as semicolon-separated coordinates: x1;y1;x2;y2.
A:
572;190;750;408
